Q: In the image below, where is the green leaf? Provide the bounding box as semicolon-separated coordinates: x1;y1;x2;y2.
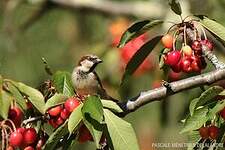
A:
52;71;75;97
81;96;104;149
43;121;69;150
196;86;223;107
121;35;162;85
187;131;201;150
118;20;163;48
208;100;225;119
196;15;225;43
168;0;182;15
6;82;27;110
101;100;123;113
0;91;12;119
68;103;83;134
13;81;45;114
44;93;68;112
189;98;199;116
104;109;139;150
180;106;208;133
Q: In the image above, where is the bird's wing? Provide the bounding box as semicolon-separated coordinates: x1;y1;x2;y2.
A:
93;71;118;102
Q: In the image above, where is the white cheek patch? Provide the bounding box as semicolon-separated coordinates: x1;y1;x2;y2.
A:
81;60;94;70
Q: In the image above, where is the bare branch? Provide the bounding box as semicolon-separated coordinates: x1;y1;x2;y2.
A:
120;69;225;115
50;0;164;18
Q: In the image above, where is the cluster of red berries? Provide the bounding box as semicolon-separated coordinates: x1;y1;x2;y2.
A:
47;97;80;128
199;125;219;140
47;97;93;143
8;127;45;150
162;34;213;73
198;106;225;140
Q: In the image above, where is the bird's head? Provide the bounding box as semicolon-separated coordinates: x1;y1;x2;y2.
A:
78;54;103;72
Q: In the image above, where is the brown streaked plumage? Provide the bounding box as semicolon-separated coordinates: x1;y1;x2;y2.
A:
72;54;117;101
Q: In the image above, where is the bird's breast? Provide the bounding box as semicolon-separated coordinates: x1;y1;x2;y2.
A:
72;71;99;96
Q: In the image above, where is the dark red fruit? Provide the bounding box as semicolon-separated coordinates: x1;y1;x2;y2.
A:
60;108;70;120
48;105;62;117
208;125;219;139
8;106;23;127
171;62;181;73
168;71;181;81
180;57;192;73
78;125;93;143
36;139;45;150
192;40;202;51
199;127;209;139
191;56;201;72
161;34;173;48
201;39;213;51
24;146;34;150
9;131;23;147
220;107;225;120
48;119;58;128
56;117;64;126
164;50;181;66
64;98;80;112
23;128;37;145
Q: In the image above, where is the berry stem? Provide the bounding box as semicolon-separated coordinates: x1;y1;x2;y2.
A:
200;25;207;40
22;115;45;125
172;30;179;50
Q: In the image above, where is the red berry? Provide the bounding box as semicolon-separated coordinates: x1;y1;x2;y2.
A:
56;117;64;126
191;56;201;73
180;57;192;73
36;139;45;150
64;98;80;112
171;62;181;73
161;34;173;48
168;71;181;81
78;125;93;143
182;45;192;56
24;146;34;150
9;131;23;147
201;39;213;51
48;119;58;128
8;106;23;127
199;127;209;139
220;107;225;120
48;105;62;117
16;127;25;135
164;50;181;66
192;40;202;51
23;128;37;145
208;125;219;139
60;108;70;120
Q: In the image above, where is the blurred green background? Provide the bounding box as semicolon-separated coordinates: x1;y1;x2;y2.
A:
1;0;225;149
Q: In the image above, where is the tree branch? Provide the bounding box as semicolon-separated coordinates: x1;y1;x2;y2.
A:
120;69;225;115
50;0;164;18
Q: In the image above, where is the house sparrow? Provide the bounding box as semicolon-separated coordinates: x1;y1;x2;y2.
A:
71;54;117;101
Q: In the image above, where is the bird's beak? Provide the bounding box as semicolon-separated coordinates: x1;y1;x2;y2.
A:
95;58;103;64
